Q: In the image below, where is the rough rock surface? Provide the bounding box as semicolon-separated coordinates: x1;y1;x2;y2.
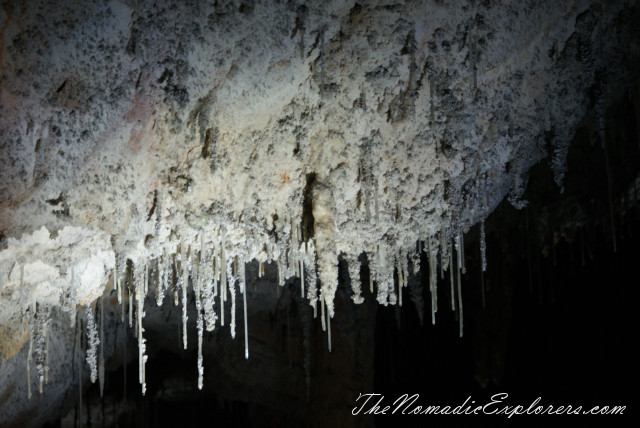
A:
1;0;639;425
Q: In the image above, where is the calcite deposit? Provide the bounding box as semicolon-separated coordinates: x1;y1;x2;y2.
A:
1;0;638;425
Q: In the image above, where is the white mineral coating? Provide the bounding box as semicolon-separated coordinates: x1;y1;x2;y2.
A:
0;226;114;358
3;0;631;282
0;0;637;425
85;304;99;384
312;182;338;317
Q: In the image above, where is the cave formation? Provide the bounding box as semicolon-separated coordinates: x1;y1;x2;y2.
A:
0;1;638;426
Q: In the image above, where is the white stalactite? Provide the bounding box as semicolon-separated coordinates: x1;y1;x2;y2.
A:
85;304;99;384
455;235;464;337
135;264;147;395
348;256;363;304
181;243;189;350
99;295;105;398
195;271;204;390
27;326;32;399
241;261;249;360
229;257;237;340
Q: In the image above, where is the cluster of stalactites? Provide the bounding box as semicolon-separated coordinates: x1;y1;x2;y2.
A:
357;227;477;338
107;229;253;394
24;293;106;401
24;302;51;399
31;219;487;399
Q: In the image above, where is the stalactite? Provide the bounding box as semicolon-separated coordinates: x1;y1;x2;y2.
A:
428;238;438;324
85;304;99;384
44;323;49;385
348;256;364;304
455;234;463;337
399;251;408;297
294;254;300;279
19;264;24;308
144;262;149;296
202;249;218;331
308;257;318;318
220;235;227;327
441;229;450;274
375;245;390;305
195;265;204;390
411;243;421;276
117;255;126;306
480;220;487;272
300;259;305;298
128;283;133;328
457;272;463;337
181;243;189;349
460;230;466;275
70;269;76;328
156;253;165;307
120;276;125;323
32;305;48;395
77;317;83;426
327;302;332;353
229;257;237;339
397;256;403;307
387;253;397;306
173;253;179;307
320;294;326;332
135;264;147;395
449;241;455;311
27;324;33;399
113;261;118;301
99;295;105;398
277;252;285;287
369;270;373;294
240;261;249;359
302;240;318;316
